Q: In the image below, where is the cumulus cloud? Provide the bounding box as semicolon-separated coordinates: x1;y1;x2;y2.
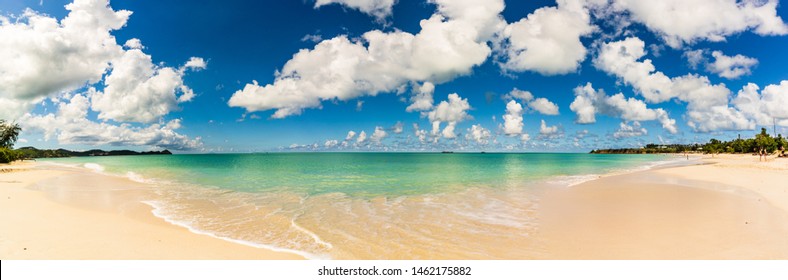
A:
426;93;471;139
0;0;130;118
406;82;435;112
301;33;323;43
528;98;560;115
733;81;788;126
345;130;357;141
683;49;706;69
124;38;143;49
686;106;753;132
707;51;758;79
498;0;595;75
539;120;559;135
466;124;491;145
413;123;428;143
502;100;524;136
503;88;559;116
229;0;505;118
613;121;647;138
569;83;678;133
324;139;339;148
183;57;208;71
593;37;675;103
21;93;202;150
90;49;204;123
314;0;397;20
504;88;534;102
605;0;788;47
762;81;788;120
593;37;754;132
0;0;205;148
370;126;388;143
357;130;367;143
520;133;531;143
392;121;404;134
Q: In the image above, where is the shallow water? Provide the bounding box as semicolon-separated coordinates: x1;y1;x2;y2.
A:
42;153;674;259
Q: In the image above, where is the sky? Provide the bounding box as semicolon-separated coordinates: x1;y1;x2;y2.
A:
1;0;788;153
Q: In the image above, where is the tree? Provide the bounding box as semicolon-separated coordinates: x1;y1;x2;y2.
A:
0;120;22;149
754;128;777;161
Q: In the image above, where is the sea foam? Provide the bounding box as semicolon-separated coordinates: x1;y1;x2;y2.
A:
83;163;105;172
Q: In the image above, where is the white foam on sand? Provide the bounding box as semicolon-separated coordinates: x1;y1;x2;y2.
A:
141;200;327;260
546;156;692;187
83;163;105;172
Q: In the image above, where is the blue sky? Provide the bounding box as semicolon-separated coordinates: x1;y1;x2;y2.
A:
1;0;788;152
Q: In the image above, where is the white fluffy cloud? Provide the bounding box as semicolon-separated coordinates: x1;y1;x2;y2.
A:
528;98;560;115
569;83;678;133
504;88;560;116
466;124;491;145
21;93;202;150
505;88;534;101
593;37;674;103
406;82;435;112
357;130;367;143
733;81;788;126
426;93;471;139
0;0;205;148
324;139;339;148
606;0;788;47
707;51;758;79
124;38;143;49
90;49;204;123
613;121;647;139
314;0;397;20
498;0;595;75
0;0;130;118
345;130;357;141
392;121;404;134
184;57;207;71
540;120;559;135
762;81;788;120
502;100;524;136
683;49;706;69
370;126;388;143
413;123;428;143
594;37;755;132
229;0;504;118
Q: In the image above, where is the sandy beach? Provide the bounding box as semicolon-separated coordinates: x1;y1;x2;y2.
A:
2;154;788;259
0;162;303;260
540;154;788;259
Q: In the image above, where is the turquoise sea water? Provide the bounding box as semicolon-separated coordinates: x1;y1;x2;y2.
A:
41;153;675;259
44;153;665;196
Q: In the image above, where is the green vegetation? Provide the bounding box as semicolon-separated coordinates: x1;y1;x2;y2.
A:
14;147;172;158
591;128;788;158
2;119;172;163
0;120;23;163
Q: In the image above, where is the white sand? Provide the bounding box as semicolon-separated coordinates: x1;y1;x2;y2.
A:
0;161;303;259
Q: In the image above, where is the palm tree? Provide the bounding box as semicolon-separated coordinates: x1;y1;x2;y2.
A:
0;120;22;149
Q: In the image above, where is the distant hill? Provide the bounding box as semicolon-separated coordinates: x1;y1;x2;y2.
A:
15;147;172;159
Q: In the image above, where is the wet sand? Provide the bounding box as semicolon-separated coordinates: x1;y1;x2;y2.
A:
2;154;787;259
0;162;303;259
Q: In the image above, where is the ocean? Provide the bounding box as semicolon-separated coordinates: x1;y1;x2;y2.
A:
42;153;673;259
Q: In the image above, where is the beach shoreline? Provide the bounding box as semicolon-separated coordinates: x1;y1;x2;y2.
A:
539;153;788;259
2;153;787;259
0;161;304;260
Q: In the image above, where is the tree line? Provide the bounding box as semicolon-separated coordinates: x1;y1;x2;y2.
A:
0;120;23;163
591;128;788;158
1;119;172;163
